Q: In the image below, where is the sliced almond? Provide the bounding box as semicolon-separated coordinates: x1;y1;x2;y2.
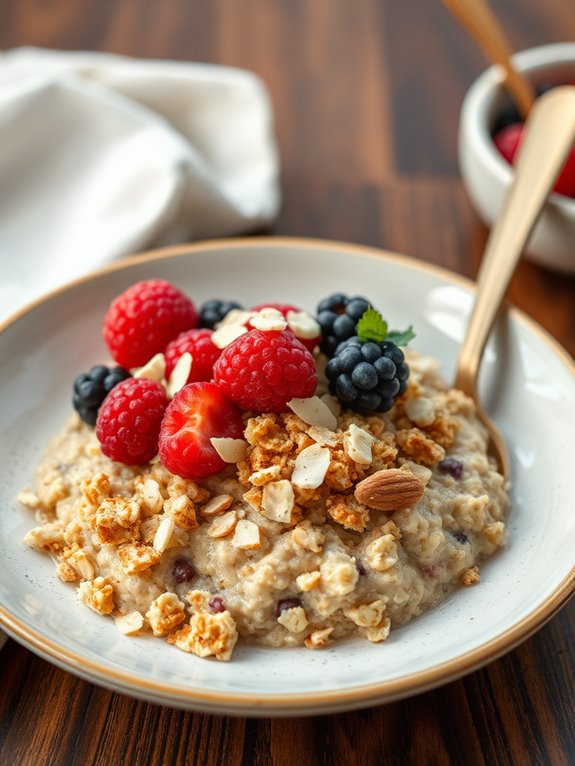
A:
307;425;337;447
141;479;164;515
291;444;331;489
343;424;375;466
211;324;248;349
287;396;337;431
286;310;321;340
115;611;144;635
400;461;433;486
132;353;166;382
249;464;281;486
153;516;175;553
250;308;287;332
215;309;254;329
261;480;294;523
167;352;192;398
210;437;248;463
405;396;436;427
201;494;234;517
320;394;341;417
231;519;262;549
207;510;238;539
354;468;425;512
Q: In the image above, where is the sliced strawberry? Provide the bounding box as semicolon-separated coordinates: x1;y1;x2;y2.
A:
249;303;321;353
158;382;244;480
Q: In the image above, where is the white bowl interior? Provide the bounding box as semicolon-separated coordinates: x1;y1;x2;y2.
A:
0;241;574;715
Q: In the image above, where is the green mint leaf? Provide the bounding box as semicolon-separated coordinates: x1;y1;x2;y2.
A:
385;326;416;346
356;307;388;343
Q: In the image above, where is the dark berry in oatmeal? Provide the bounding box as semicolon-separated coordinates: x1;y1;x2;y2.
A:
438;458;464;479
276;598;302;617
172;559;196;584
73;365;131;426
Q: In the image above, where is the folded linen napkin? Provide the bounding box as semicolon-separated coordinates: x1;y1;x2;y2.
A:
0;47;280;323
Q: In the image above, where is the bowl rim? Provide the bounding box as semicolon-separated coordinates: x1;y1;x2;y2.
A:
460;41;575;211
1;236;574;714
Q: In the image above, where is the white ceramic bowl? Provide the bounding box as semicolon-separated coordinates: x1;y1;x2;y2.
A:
459;43;575;274
1;239;574;716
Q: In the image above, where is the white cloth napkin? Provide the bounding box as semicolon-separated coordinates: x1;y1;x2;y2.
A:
0;47;281;322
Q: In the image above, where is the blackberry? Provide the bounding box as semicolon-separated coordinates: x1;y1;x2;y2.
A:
199;299;243;329
326;337;409;414
316;293;371;357
73;364;131;426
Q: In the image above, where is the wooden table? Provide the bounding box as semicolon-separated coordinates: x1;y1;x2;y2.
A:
1;1;574;764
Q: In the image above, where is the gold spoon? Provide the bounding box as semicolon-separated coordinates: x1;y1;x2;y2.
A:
442;0;536;118
453;86;575;479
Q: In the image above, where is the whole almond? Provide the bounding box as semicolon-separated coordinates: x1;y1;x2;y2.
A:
354;468;425;512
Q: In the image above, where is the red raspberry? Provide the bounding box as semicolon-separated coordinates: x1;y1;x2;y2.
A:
249;303;321;353
164;329;221;384
96;378;168;465
494;123;575;197
103;279;199;369
213;329;317;413
159;382;244;480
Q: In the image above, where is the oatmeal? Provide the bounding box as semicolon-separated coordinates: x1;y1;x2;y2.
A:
19;283;509;661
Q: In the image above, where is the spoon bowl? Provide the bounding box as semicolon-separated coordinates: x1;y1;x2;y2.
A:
454;86;575;479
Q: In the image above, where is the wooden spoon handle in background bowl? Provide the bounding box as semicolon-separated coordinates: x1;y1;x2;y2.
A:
442;0;536;118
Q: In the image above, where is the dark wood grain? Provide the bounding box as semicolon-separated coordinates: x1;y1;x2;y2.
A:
1;1;575;764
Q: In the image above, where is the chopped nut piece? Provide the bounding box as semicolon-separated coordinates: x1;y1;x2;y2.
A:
78;577;115;615
365;616;391;643
94;497;141;545
146;592;187;636
261;480;294;524
211;324;248;349
164;494;198;530
168;611;238;661
201;494;234;517
251;307;288;331
24;522;65;553
133;353;166;383
291;521;324;552
296;571;321;591
249;464;281;486
166;352;192;398
231;519;262;549
286;310;321;340
115;611;144;635
57;561;79;582
287;396;337;431
210;437;248;463
291;444;331;489
304;626;333;650
67;549;96;580
460;566;481;586
207;510;238;539
366;534;398;572
140;479;164;515
153;516;175;553
405;396;436;426
343;424;375;466
277;606;309;633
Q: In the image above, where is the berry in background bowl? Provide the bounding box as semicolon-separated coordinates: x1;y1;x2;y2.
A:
458;42;575;274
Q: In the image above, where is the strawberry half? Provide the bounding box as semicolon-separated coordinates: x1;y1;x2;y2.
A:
158;382;244;480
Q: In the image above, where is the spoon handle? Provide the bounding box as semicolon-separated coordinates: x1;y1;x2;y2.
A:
455;86;575;399
442;0;535;118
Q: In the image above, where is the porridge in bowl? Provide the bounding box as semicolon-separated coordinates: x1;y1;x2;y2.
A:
19;281;508;661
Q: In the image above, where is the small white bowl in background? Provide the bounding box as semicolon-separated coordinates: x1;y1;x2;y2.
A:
458;43;575;274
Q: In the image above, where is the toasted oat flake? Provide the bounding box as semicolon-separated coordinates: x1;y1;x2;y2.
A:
211;324;248;349
287;396;337;431
167;352;192;398
261;480;294;523
210;437;248;463
153;516;175;553
201;494;234;517
231;519;262;549
133;353;166;382
343;424;375;465
291;444;331;489
208;510;238;539
115;611;144;635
